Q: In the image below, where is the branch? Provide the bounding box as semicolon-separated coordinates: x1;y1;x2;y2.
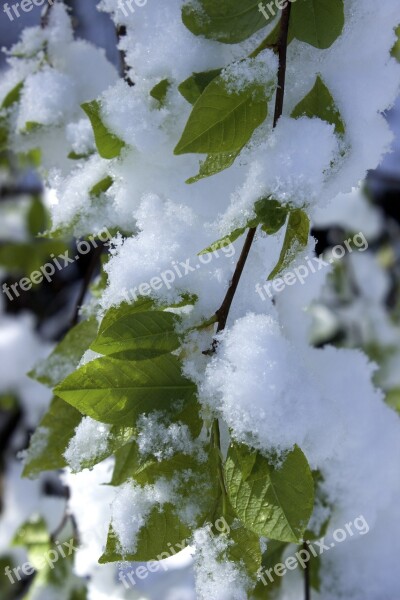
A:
41;0;58;28
116;26;134;87
303;541;311;600
209;4;292;352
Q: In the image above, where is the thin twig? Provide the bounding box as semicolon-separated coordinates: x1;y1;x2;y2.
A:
208;4;292;352
41;0;57;29
116;25;134;87
303;541;311;600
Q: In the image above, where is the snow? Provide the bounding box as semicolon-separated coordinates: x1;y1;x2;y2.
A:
64;417;111;472
193;527;250;600
1;0;400;598
111;479;173;555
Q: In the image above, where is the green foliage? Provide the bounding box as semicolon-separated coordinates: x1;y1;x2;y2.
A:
90;300;181;360
174;70;271;155
55;354;197;425
81;100;126;159
254;198;289;235
68;151;94;160
392;26;400;62
290;0;345;49
291;75;345;134
225;443;314;543
268;208;310;280
89;175;113;197
27;197;50;237
387;388;400;414
23;121;43;133
1;81;24;109
186;150;241;183
252;540;289;598
100;505;191;562
199;226;249;255
0;240;69;279
199;198;288;254
30;318;98;388
22;397;82;477
181;0;268;44
12;517;50;569
178;69;222;105
150;79;171;106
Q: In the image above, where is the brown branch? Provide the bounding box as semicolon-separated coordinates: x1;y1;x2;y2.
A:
303;541;311;600
116;26;134;87
41;0;58;29
208;5;292;352
273;4;292;127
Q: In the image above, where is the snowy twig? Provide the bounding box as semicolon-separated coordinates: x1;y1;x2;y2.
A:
116;25;134;87
210;4;293;352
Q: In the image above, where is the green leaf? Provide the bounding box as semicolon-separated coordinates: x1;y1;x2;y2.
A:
150;79;170;106
268;208;310;280
24;121;43;133
290;0;345;49
55;354;197;426
1;81;23;109
386;388;400;414
30;318;98;388
178;69;222;105
100;504;190;563
91;303;181;360
89;175;113;197
12;517;50;570
252;539;289;598
291;75;345;134
81;100;126;159
181;0;268;44
199;226;249;255
110;399;202;486
174;71;270;155
18;147;42;169
254;198;288;235
224;443;314;543
392;26;400;62
249;18;289;57
0;119;8;152
68;151;94;160
22;397;82;477
211;496;262;577
187;150;240;183
0;240;69;279
27;197;49;237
